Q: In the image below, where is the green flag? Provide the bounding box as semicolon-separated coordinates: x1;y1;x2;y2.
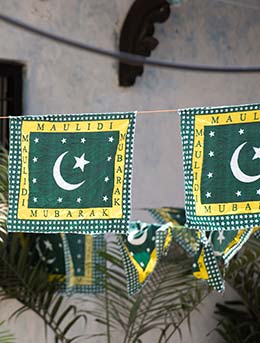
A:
28;233;66;287
148;207;197;255
209;228;254;264
118;221;173;295
179;103;260;231
192;232;225;293
192;228;255;292
8;233;66;290
63;234;105;294
7;112;136;234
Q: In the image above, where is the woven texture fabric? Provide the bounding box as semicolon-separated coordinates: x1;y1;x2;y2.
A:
7;112;136;234
148;207;197;255
63;234;105;294
179;103;260;231
118;221;173;295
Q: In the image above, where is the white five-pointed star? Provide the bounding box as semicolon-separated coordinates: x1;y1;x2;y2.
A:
77;254;81;259
238;129;244;135
33;157;38;163
33;197;38;203
76;197;82;203
236;190;242;197
107;156;112;162
61;138;67;144
205;192;211;198
57;197;63;203
104;176;109;182
34;137;39;143
209;131;215;137
80;138;86;143
208;151;214;157
103;195;108;202
252;147;260;160
207;172;213;179
73;153;90;172
217;231;225;245
77;268;81;273
32;178;37;184
108;136;114;143
256;189;260;195
44;240;53;251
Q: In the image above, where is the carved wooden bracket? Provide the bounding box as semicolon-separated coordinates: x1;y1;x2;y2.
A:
119;0;171;87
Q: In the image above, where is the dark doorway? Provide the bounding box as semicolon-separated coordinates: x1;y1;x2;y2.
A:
0;61;23;149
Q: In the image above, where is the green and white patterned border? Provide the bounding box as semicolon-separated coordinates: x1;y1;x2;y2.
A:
7;112;136;234
63;234;105;295
222;228;253;264
118;222;173;296
117;234;140;295
179;103;260;231
148;208;197;256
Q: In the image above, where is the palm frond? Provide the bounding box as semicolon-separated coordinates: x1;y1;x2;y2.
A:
0;321;15;343
0;234;87;343
0;203;8;245
88;241;210;343
215;242;260;343
0;145;8;203
0;145;8;245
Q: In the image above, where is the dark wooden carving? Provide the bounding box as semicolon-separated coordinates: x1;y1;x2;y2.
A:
119;0;171;87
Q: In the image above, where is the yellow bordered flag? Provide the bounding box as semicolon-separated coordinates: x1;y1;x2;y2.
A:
63;234;105;294
7;112;136;234
179;103;260;231
118;221;173;295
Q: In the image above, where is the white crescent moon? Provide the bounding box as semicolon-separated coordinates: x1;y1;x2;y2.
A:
36;237;56;265
230;142;260;183
53;151;85;191
128;229;148;245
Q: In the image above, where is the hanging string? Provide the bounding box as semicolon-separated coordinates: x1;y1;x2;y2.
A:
0;13;260;72
215;0;260;11
0;109;179;119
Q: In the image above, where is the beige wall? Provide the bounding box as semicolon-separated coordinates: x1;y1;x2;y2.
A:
0;0;259;341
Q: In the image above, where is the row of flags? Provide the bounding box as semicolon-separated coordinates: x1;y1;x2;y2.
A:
5;208;259;295
3;103;260;293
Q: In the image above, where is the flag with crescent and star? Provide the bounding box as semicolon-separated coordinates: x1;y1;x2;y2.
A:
148;207;197;255
7;112;136;234
118;221;173;295
28;233;66;286
192;227;256;292
7;233;66;290
63;234;105;294
179;103;260;231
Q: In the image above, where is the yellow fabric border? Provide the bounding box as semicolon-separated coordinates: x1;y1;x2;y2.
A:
18;119;129;220
192;110;260;216
69;235;93;286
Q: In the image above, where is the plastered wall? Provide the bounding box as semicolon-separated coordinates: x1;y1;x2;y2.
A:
0;0;259;342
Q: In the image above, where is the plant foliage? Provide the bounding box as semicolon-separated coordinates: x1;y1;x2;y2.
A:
215;240;260;343
87;242;210;343
0;146;8;244
0;145;8;203
0;321;15;343
0;234;87;343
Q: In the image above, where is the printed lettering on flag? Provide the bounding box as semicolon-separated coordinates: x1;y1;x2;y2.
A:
179;104;260;231
8;112;136;234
